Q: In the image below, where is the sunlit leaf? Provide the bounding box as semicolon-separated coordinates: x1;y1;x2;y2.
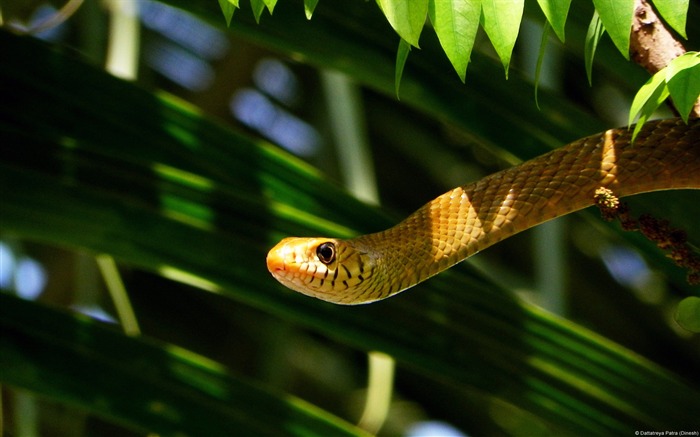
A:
481;0;524;77
304;0;319;20
585;11;606;85
666;52;700;122
429;0;481;82
629;52;700;129
218;0;237;26
591;0;634;59
652;0;688;39
251;0;266;22
536;0;571;42
628;70;670;139
376;0;428;47
262;0;277;14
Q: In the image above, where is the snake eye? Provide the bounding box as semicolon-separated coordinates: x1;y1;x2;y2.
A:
316;242;336;265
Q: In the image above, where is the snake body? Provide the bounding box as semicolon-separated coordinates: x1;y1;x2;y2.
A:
267;118;700;304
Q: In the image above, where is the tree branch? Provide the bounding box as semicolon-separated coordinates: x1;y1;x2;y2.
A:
630;0;700;118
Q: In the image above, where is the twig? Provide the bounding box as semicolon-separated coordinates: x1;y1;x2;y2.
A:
594;187;700;285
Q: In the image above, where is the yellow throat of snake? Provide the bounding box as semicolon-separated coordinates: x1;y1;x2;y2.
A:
267;118;700;305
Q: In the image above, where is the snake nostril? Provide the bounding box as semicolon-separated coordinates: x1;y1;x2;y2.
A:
266;254;286;274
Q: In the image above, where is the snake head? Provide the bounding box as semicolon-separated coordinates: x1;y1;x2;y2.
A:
266;237;377;304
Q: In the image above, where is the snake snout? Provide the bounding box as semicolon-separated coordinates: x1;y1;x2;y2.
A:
266;246;289;276
266;237;312;281
266;254;284;273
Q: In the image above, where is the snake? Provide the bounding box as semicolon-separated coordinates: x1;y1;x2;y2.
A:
266;118;700;304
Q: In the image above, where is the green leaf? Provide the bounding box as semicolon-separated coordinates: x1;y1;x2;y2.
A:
536;0;571;42
628;69;670;139
251;0;267;23
395;38;411;98
4;9;700;434
591;0;634;59
481;0;525;77
584;11;606;85
218;0;237;26
675;297;700;332
651;0;688;39
376;0;428;47
304;0;319;20
429;0;481;82
666;52;700;122
262;0;277;14
534;21;552;109
629;52;700;130
0;294;369;437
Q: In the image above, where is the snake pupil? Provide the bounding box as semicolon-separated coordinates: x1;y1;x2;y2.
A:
316;242;336;264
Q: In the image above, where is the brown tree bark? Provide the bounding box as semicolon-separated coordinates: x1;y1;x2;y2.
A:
630;0;700;117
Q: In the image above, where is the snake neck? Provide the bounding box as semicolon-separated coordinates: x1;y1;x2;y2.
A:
351;118;700;301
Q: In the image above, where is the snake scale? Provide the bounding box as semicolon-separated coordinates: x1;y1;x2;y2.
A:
267;118;700;304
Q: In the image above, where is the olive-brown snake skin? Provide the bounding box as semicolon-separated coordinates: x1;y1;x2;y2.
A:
267;118;700;304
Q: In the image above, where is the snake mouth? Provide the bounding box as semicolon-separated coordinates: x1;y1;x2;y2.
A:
266;249;341;300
